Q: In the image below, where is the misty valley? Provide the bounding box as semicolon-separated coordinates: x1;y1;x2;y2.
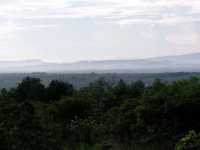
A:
1;50;200;150
1;52;200;73
1;0;200;149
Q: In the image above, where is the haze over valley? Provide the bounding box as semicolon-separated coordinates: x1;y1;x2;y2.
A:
0;52;200;73
1;1;200;149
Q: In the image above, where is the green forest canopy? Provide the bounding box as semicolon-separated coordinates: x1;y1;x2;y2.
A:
1;76;200;149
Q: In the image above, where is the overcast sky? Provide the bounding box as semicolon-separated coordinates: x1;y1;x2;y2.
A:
0;0;200;62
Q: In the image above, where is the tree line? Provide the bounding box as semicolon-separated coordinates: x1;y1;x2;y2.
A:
0;76;200;149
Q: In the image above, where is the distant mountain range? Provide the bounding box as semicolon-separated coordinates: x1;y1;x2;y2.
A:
148;52;200;63
0;59;44;66
0;53;200;73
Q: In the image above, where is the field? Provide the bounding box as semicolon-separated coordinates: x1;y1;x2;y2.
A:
0;72;200;90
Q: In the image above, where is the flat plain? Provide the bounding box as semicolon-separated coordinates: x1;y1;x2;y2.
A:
0;72;200;90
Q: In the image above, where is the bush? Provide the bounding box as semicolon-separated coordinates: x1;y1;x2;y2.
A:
175;130;200;150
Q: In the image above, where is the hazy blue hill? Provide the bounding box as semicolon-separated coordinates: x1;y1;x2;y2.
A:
72;59;151;65
0;53;200;73
0;59;44;66
148;52;200;63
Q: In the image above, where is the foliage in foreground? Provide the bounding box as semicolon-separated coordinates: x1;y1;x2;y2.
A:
0;76;200;149
175;130;200;150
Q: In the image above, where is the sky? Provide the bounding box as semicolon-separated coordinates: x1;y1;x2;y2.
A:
0;0;200;62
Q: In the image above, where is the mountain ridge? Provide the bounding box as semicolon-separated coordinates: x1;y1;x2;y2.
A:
0;52;200;73
148;52;200;63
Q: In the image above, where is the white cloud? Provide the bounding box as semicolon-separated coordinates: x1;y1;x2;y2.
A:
0;19;24;32
0;0;199;20
115;14;200;26
166;33;199;44
158;14;200;25
0;47;6;49
165;24;199;44
30;25;62;28
0;0;200;61
117;19;151;25
141;24;156;39
0;0;199;37
0;50;37;61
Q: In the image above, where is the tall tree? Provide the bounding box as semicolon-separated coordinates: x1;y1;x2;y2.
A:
46;80;73;102
14;77;46;102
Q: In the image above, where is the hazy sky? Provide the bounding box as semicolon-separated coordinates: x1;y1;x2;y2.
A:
0;0;200;62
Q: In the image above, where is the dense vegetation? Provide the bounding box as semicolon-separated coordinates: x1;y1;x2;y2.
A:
1;76;200;149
